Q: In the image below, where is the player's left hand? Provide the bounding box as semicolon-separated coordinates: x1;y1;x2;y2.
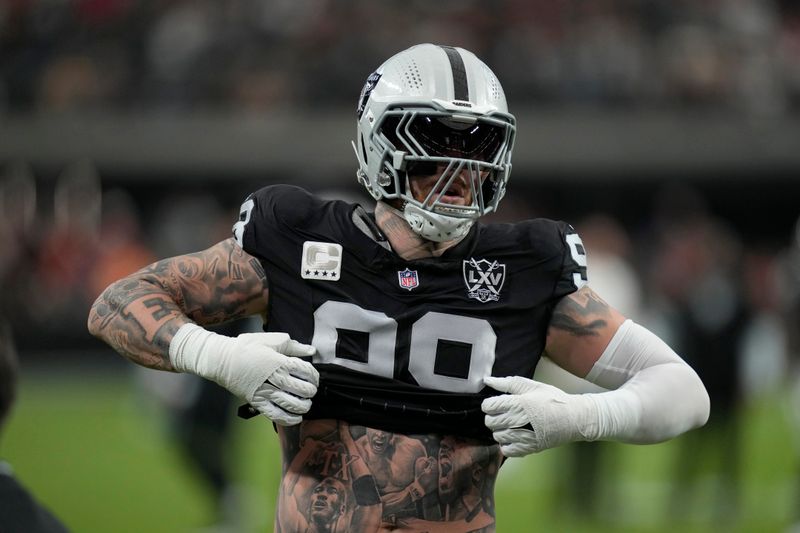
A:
482;376;595;457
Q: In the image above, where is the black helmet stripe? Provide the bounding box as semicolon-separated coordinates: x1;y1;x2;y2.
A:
439;45;469;102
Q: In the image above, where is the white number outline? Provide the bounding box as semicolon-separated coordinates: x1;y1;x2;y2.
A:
233;198;255;247
565;232;588;289
312;301;397;378
312;301;497;393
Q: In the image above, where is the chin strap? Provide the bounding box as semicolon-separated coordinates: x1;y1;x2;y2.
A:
402;203;475;243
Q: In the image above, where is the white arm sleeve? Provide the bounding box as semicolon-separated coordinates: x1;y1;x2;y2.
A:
582;319;710;444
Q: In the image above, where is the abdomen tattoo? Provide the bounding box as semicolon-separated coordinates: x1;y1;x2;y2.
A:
275;420;502;533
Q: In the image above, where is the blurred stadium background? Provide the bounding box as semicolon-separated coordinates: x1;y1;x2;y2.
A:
1;1;799;531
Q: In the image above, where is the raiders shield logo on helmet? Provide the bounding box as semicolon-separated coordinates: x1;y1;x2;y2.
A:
357;71;382;119
463;258;506;303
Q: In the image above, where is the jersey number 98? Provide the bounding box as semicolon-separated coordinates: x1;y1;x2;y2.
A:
312;301;496;393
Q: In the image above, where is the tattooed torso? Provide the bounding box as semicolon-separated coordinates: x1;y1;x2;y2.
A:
275;420;502;533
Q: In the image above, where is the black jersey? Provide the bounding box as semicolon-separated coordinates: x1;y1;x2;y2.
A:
233;185;588;441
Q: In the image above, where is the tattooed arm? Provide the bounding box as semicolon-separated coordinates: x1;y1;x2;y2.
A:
88;237;319;425
87;238;268;371
543;286;626;376
482;285;709;456
339;423;383;531
378;440;438;516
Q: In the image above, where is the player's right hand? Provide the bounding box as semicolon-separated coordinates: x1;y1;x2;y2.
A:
170;325;319;426
230;332;319;426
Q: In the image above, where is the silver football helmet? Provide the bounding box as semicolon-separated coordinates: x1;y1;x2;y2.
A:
353;43;516;242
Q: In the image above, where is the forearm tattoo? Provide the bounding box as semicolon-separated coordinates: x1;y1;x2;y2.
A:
549;286;611;337
87;238;268;370
276;420;501;532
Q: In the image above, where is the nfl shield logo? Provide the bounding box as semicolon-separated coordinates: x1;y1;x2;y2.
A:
397;268;419;291
463;258;506;303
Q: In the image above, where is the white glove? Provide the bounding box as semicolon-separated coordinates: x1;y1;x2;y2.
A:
483;321;711;457
170;323;319;426
482;375;596;457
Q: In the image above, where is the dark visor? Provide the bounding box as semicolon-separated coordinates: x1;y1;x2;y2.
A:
382;115;504;163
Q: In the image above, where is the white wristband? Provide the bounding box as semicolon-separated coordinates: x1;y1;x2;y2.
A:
169;323;319;426
169;323;283;400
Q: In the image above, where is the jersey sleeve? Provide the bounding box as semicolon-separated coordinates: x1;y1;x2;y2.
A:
231;185;317;258
552;221;589;299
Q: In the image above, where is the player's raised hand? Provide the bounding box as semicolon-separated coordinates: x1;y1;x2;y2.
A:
481;375;595;457
170;324;319;426
414;456;438;496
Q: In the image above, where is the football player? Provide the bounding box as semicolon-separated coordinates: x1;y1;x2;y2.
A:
88;43;710;531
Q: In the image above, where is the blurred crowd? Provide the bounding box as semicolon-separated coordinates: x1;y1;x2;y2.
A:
2;0;800;116
0;159;239;350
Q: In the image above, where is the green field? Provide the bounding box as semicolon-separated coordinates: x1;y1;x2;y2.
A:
2;370;797;532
